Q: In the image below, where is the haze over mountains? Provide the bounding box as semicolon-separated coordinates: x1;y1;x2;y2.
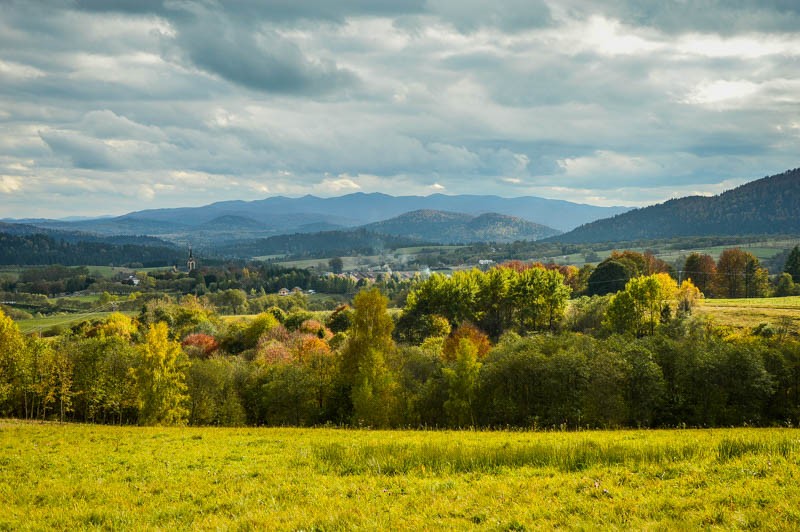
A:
557;168;800;243
4;169;799;259
7;193;628;247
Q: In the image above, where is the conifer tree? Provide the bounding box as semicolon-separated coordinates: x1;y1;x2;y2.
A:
784;245;800;283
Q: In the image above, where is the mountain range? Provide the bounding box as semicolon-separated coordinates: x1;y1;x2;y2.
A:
556;168;800;243
4;168;799;257
18;193;628;239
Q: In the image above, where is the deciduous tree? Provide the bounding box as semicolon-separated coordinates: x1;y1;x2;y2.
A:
135;322;189;426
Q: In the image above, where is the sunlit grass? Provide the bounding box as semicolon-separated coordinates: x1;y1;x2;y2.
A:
16;311;136;333
695;296;800;330
1;421;799;530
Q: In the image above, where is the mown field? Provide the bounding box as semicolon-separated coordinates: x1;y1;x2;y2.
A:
16;311;136;334
1;421;799;530
695;296;800;330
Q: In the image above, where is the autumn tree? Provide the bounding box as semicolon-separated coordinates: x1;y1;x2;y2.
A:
606;273;679;336
714;248;768;298
683;253;716;296
135;322;189;426
442;323;491;362
676;279;702;316
0;308;25;415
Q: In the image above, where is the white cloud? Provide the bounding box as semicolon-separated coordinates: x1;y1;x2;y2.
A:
315;177;362;194
0;60;45;79
557;151;660;179
0;175;23;194
683;80;760;106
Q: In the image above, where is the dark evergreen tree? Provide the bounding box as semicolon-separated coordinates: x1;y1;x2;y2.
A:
586;260;631;296
784;245;800;283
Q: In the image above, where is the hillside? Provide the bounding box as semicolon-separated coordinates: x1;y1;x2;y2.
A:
213;228;430;259
364;210;560;244
556;168;800;243
0;232;184;267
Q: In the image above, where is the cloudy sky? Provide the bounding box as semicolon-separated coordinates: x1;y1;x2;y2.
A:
1;0;799;218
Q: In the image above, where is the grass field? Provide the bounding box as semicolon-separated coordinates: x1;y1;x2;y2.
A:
16;311;136;333
1;421;799;530
87;266;169;278
696;296;800;330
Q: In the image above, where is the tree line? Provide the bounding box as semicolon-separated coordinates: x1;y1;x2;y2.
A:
2;262;798;429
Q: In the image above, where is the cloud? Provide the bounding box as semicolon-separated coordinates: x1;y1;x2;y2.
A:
0;175;23;194
172;18;359;95
315;177;362;194
39;130;117;170
0;0;798;217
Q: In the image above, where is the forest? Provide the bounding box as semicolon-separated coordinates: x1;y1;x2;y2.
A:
2;249;799;429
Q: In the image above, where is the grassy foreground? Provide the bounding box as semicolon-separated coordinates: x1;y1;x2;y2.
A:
1;422;799;530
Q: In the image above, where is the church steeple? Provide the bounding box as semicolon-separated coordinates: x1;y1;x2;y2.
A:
187;245;196;272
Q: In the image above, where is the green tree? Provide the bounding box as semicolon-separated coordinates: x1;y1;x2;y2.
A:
135;322;189;426
784;245;800;283
583;349;628;427
586;260;631;296
774;272;797;297
222;289;248;315
328;257;344;274
340;288;396;427
442;339;482;427
605;290;638;335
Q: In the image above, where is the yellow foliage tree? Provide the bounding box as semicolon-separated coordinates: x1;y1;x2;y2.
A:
135;322;189;426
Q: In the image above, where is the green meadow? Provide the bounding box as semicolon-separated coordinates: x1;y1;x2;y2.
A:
2;421;799;530
695;296;800;330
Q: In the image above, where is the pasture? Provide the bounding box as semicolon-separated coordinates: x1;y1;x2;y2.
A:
1;421;799;530
695;296;800;330
15;311;136;334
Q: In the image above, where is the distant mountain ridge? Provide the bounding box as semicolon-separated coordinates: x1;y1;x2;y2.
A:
11;192;629;241
363;209;561;244
556;168;800;243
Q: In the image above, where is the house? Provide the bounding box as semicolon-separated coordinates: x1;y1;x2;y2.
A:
278;288;290;296
122;275;140;286
291;286;303;294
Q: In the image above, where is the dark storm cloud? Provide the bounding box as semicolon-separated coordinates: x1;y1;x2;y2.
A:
173;20;358;95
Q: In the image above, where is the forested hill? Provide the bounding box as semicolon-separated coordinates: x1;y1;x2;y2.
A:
556;168;800;243
213;229;430;259
363;210;561;244
0;233;185;267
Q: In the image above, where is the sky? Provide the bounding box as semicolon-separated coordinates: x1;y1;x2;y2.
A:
1;0;799;218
